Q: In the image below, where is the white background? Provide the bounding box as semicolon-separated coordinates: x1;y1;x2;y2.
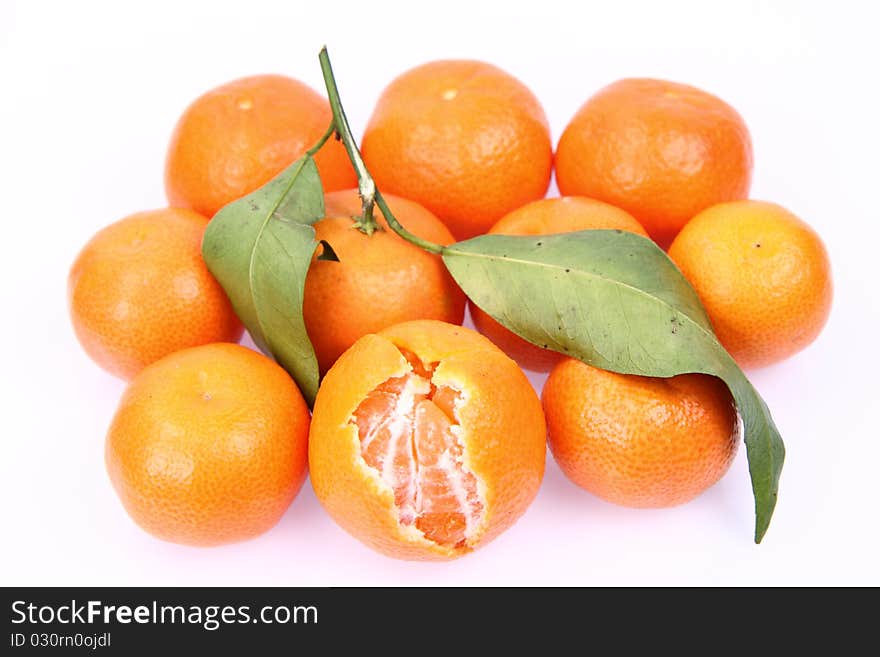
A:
2;0;878;586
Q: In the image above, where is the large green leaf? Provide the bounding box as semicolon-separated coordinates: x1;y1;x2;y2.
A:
201;155;324;404
443;229;784;542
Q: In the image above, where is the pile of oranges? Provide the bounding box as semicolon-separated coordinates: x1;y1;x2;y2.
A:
68;57;831;559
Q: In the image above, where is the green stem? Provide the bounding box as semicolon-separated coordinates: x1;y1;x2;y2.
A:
306;122;336;158
374;189;444;254
318;47;376;233
317;46;444;254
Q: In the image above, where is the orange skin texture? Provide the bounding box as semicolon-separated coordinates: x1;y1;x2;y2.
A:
68;209;243;380
303;190;466;374
555;78;753;247
165;74;356;218
470;197;649;371
105;343;311;546
361;60;553;240
543;358;739;508
308;320;547;560
668;200;832;369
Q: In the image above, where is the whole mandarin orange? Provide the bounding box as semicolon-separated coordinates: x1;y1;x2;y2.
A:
555;78;753;247
543;358;739;508
165;74;355;218
668;200;832;369
106;343;311;546
362;60;552;239
309;320;546;560
303;190;466;373
68;208;243;380
470;196;649;371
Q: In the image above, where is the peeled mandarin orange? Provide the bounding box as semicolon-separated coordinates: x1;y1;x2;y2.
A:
470;197;648;371
308;320;546;560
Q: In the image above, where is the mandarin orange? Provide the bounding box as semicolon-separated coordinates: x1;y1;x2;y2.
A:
556;78;752;247
308;320;546;560
68;208;243;380
106;343;310;546
362;60;552;239
303;190;465;373
543;358;739;508
165;74;355;218
668;200;832;368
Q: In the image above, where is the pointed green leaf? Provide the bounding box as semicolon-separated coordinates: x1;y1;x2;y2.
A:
201;155;324;404
443;229;784;542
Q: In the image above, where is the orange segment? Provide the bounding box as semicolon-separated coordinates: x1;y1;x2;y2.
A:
413;398;484;546
352;350;483;549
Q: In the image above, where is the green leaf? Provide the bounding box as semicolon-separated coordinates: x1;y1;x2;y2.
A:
316;240;340;262
442;229;784;542
201;155;324;405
